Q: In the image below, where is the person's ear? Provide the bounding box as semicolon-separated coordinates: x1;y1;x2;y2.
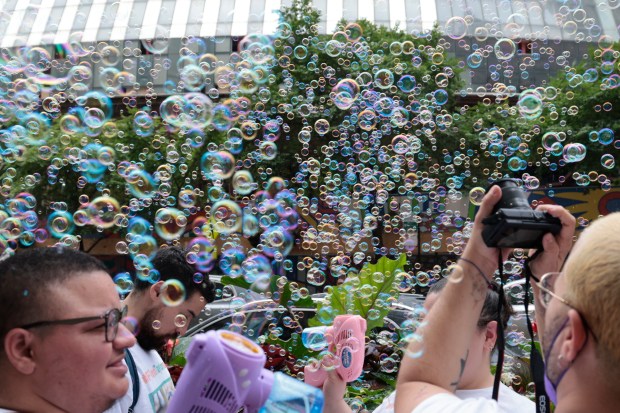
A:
484;320;498;351
561;309;588;362
3;329;37;375
149;281;165;303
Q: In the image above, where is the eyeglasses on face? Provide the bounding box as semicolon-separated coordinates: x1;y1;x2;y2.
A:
19;306;128;343
536;272;576;310
536;272;598;342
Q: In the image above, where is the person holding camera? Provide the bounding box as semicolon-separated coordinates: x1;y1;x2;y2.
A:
321;277;534;413
395;184;620;413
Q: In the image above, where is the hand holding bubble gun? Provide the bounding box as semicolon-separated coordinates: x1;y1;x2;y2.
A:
302;315;367;387
166;330;324;413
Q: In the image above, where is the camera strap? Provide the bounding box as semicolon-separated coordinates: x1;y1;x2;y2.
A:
524;250;550;413
492;251;505;401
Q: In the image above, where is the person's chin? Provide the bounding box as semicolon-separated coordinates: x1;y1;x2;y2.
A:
109;376;130;399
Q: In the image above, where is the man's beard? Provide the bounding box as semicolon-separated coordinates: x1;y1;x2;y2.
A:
136;308;175;351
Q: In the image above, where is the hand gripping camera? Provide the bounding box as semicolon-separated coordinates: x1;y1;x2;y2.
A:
303;315;367;387
481;179;562;249
166;330;324;413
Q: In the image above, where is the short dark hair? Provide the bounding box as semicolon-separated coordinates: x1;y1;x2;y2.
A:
0;247;109;344
428;277;514;331
133;246;215;303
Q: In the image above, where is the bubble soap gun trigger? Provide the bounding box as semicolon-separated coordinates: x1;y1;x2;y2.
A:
303;314;367;388
166;330;324;413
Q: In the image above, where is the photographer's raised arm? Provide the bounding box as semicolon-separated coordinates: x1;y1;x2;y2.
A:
528;205;576;339
395;186;503;413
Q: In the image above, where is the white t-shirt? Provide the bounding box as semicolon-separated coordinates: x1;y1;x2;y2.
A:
373;383;534;413
104;345;175;413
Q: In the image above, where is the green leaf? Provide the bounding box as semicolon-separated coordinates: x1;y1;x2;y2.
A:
307;254;406;332
168;336;193;367
369;371;397;387
221;275;252;290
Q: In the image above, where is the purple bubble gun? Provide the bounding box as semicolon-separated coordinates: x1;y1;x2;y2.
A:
166;330;324;413
303;315;367;387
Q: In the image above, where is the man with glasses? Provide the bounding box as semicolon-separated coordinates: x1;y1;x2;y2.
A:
395;186;620;413
106;246;216;413
0;247;136;413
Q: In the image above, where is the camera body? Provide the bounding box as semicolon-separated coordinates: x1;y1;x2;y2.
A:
482;179;562;249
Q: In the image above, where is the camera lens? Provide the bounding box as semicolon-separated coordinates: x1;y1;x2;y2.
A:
490;179;532;212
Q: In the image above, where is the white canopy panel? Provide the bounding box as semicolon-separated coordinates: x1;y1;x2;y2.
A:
0;0;618;48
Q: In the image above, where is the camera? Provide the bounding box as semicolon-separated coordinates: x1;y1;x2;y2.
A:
482;179;562;248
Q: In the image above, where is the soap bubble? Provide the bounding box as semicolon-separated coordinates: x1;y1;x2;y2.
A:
160;279;186;307
469;187;486;206
154;208;187;241
563;143;587;163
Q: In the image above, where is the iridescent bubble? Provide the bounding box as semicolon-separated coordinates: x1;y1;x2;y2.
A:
261;226;293;257
232;170;255;195
242;213;260;237
160;279;186;307
374;69;394;89
494;38;517;60
542;132;561;151
241;253;272;284
86;196;121;229
517;89;543;120
598;128;614;145
47;211;75;238
187;237;216;271
211;200;242;234
314;119;330;135
154;208;187;241
563;143;587;163
601;154;615;169
345;22;363;42
220;247;246;277
444;16;468;40
259;141;278;160
114;272;134;295
200;151;235;180
469;187;486;206
125;167;158;199
332;78;360;110
128;217;152;236
397;75;416;93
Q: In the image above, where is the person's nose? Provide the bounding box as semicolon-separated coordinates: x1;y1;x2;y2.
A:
114;322;137;349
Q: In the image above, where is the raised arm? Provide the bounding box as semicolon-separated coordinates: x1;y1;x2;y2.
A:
395;185;503;412
527;205;576;340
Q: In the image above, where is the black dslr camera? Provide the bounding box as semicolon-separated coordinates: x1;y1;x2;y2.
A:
481;179;562;249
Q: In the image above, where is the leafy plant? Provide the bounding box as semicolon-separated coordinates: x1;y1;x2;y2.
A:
308;254;406;332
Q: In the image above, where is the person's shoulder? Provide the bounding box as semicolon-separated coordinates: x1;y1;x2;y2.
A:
413;393;500;413
498;384;535;413
128;343;165;364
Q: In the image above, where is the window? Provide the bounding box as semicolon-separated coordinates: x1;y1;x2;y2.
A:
517;40;532;55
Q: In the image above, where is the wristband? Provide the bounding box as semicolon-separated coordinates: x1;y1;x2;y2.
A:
458;257;495;289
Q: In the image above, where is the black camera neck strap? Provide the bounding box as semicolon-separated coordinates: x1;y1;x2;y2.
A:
524;250;550;413
492;251;505;401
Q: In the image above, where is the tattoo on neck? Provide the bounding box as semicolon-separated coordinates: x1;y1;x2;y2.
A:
450;350;469;389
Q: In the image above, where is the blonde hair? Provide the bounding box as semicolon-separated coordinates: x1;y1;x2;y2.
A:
564;212;620;377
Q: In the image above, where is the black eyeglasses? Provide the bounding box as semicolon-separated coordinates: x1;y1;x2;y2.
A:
19;306;128;343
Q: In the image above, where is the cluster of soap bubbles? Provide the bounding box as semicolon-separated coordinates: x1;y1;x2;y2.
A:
1;1;619;407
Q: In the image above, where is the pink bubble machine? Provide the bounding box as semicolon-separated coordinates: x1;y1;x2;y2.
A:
303;314;367;387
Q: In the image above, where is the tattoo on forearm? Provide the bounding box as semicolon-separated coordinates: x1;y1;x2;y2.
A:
450;350;469;389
